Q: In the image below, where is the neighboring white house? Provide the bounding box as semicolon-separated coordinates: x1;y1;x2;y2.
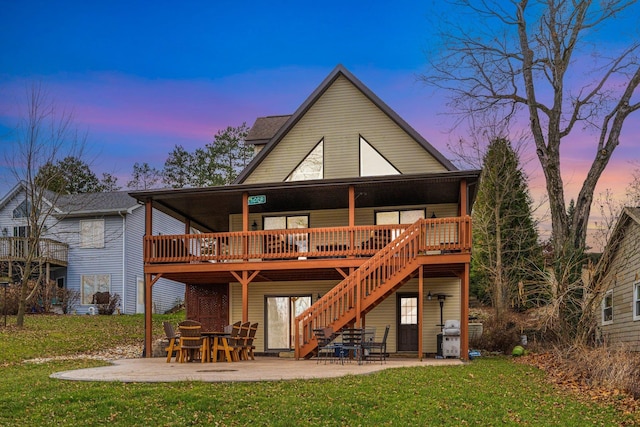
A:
595;207;640;351
0;182;185;315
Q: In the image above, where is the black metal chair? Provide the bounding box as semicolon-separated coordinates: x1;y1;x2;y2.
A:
363;325;390;364
313;327;338;364
340;328;364;364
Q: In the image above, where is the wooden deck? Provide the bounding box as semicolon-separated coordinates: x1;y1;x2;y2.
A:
144;217;470;265
0;237;69;266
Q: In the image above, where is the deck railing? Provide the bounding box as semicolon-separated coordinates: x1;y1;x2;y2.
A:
144;216;471;264
0;237;69;265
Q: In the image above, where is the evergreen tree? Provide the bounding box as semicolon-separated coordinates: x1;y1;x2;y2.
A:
36;156;114;194
163;145;193;188
167;123;253;188
472;138;543;317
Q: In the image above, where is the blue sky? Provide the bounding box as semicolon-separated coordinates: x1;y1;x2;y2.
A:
1;0;638;234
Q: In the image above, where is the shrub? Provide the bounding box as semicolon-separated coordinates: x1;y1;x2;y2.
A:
473;311;521;354
97;293;121;315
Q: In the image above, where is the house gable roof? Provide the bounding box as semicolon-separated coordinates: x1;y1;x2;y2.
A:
56;191;141;217
593;206;640;282
0;182;140;218
235;64;456;184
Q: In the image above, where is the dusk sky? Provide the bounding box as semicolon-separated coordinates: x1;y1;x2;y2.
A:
1;1;639;244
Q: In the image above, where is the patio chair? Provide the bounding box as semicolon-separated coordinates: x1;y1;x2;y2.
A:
363;325;390;364
242;323;259;360
313;326;338;364
340;327;364;364
178;320;203;362
228;321;250;361
163;321;181;363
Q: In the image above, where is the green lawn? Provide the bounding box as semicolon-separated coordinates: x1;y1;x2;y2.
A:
0;314;637;426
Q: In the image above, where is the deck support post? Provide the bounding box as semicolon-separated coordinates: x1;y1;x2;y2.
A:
418;265;424;361
230;270;260;323
242;192;249;261
144;199;154;358
460;262;470;361
348;185;355;256
144;273;153;358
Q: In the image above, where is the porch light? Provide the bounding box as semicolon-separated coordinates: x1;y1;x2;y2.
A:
427;291;432;301
1;228;7;237
251;221;258;231
431;212;437;219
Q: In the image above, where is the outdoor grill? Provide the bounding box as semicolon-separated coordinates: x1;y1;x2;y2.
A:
441;319;461;358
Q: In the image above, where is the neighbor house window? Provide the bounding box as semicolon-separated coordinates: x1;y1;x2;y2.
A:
634;282;640;321
80;219;105;248
81;274;110;305
13;199;32;218
285;139;323;181
602;290;613;324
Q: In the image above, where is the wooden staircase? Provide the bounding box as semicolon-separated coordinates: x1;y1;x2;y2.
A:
295;218;437;359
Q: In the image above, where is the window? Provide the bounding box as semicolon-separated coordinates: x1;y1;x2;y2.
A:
80;219;104;248
602;290;613;324
634;282;640;321
265;295;311;350
13;199;32;218
376;209;425;239
360;136;400;177
81;274;110;305
400;296;418;325
376;209;425;225
263;215;309;252
13;226;31;238
285;139;323;181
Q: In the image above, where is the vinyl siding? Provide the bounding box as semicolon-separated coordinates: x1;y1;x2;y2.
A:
229;203;460;231
125;207;186;315
244;76;447;184
229;277;461;354
600;218;640;350
62;215;125;314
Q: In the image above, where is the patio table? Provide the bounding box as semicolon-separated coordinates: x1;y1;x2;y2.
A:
202;331;233;363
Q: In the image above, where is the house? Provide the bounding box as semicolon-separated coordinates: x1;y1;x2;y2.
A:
130;65;481;359
595;207;640;350
0;182;185;315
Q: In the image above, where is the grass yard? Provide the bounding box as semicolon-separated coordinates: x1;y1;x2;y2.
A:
1;314;638;426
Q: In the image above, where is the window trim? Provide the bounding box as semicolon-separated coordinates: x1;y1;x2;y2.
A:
633;281;640;322
602;289;613;325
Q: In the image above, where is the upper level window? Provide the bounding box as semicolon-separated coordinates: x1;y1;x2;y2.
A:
13;199;32;219
360;136;400;177
634;282;640;321
376;209;425;225
80;219;105;249
602;289;613;324
285;139;323;181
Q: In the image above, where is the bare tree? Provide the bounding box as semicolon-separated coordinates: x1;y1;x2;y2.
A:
422;0;640;257
3;83;88;326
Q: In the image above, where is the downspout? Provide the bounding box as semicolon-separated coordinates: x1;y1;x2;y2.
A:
119;211;126;314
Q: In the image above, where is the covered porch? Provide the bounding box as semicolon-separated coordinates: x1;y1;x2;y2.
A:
130;171;479;360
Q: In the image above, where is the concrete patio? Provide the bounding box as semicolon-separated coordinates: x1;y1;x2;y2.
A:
51;357;465;383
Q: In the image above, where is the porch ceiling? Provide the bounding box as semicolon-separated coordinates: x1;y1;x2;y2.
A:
129;171;480;233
